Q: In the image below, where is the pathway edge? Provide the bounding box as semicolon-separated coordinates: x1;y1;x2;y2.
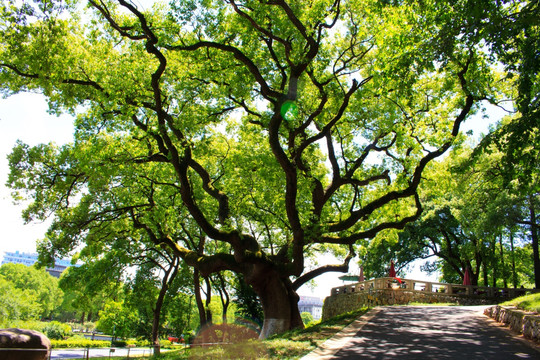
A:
299;307;381;360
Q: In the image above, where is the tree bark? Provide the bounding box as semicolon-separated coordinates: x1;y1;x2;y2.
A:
204;276;213;325
193;270;207;327
529;196;540;289
248;267;303;339
492;237;498;288
152;300;163;356
151;257;179;356
499;233;508;288
510;229;517;288
482;255;489;286
216;273;230;324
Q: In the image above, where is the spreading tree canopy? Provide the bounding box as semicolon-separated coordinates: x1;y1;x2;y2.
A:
1;0;513;336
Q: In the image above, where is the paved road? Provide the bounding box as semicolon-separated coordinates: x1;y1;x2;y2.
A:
330;306;539;359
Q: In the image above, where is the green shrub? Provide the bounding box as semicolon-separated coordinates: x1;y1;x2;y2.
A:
265;338;313;358
111;340;127;347
50;338;110;348
126;339;150;347
1;319;50;332
43;321;72;340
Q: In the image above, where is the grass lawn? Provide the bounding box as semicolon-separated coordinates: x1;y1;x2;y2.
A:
76;307;368;360
500;292;540;313
157;307;369;360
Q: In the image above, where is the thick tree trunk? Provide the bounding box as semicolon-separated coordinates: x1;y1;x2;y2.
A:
152;301;163;356
248;268;303;339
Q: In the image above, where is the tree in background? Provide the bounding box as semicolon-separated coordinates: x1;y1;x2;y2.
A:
368;142;538;288
124;249;185;355
162;288;198;342
476;0;539;188
233;274;264;329
96;300;138;340
57;261;124;324
0;273;41;324
2;0;512;336
0;263;63;320
300;312;315;327
470;0;540;286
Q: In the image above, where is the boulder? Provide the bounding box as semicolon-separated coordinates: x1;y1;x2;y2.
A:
0;328;51;360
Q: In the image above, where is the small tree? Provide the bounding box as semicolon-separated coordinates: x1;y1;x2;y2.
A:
96;300;138;340
234;274;263;328
300;312;315;327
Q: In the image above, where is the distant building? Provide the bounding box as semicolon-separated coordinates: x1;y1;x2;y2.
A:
1;251;79;278
298;295;323;320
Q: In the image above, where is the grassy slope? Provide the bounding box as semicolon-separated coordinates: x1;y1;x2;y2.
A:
500;292;540;313
154;307;370;360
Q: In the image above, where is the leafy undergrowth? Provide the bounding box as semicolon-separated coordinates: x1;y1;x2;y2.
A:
152;307;370;360
50;338;111;348
500;292;540;313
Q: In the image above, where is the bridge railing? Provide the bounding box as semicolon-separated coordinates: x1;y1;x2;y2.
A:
330;277;536;299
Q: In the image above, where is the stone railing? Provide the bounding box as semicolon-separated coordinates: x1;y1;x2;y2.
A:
484;305;540;342
331;277;531;299
322;277;538;321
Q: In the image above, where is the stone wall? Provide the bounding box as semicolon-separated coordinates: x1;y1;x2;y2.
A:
484;306;540;342
322;289;494;321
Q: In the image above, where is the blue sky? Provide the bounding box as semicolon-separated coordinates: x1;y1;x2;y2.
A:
0;93;74;255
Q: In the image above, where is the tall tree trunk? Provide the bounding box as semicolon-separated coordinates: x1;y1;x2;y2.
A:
204;277;213;325
152;298;164;356
248;267;303;339
529;196;540;289
492;237;497;288
216;273;230;324
510;229;517;288
193;270;207;327
152;257;180;357
482;255;489;286
499;233;508;288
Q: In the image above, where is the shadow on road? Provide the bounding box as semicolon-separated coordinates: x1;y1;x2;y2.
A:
333;306;539;359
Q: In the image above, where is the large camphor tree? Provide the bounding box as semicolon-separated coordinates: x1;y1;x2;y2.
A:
2;0;510;337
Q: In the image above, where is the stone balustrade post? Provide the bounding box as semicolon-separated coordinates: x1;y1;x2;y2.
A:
404;279;413;289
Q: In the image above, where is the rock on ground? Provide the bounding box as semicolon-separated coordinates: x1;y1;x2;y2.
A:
0;328;51;360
